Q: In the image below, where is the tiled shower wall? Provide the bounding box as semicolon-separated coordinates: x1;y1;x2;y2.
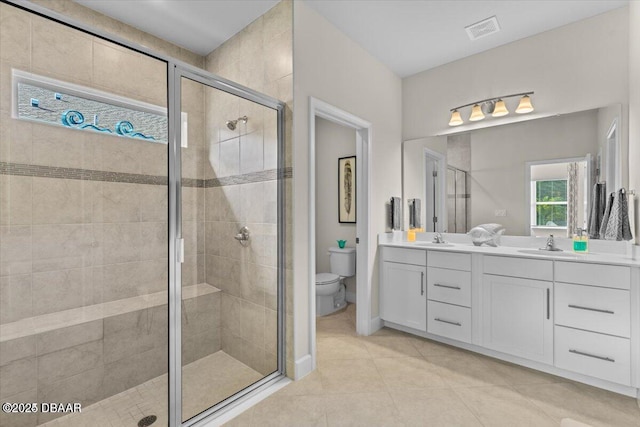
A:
204;0;294;376
32;0;294;375
0;3;218;426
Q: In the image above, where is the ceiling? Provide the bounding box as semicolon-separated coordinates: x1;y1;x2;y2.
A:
306;0;628;77
73;0;280;56
74;0;628;78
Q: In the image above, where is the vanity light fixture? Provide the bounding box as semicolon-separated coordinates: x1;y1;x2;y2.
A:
448;109;463;126
448;91;534;126
515;94;534;114
492;99;509;117
469;104;485;121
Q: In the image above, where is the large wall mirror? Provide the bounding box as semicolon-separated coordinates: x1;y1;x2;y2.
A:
402;104;627;237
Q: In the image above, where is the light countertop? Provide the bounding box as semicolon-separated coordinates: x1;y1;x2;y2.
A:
379;239;640;267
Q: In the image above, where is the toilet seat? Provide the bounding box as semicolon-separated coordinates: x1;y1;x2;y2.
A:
316;272;340;285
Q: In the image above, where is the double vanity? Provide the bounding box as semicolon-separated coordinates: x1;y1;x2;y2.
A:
379;234;640;398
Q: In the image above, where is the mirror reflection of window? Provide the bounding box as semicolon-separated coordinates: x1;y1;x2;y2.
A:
534;179;568;227
529;160;589;237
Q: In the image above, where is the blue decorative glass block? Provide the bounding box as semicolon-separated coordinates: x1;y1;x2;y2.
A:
17;79;167;144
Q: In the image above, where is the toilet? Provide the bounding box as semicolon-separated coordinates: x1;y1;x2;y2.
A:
315;247;356;316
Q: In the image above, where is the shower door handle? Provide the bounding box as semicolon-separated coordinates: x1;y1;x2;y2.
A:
177;238;184;263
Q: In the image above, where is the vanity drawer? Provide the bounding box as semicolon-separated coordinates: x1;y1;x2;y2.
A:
483;255;553;281
427;267;471;307
555;326;631;386
382;247;426;266
555;262;630;290
427;300;471;343
555;282;630;338
427;251;471;271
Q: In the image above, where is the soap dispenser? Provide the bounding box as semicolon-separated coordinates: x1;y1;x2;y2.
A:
573;228;588;253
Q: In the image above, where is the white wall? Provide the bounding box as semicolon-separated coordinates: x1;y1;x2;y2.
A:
469;110;598;235
629;2;640;244
315;117;357;298
293;1;402;366
403;7;629;140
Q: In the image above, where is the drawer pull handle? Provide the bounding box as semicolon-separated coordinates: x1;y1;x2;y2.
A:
434;318;462;327
434;283;461;290
569;349;615;363
568;304;614;314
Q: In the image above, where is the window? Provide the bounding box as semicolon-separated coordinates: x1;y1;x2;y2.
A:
533;179;567;227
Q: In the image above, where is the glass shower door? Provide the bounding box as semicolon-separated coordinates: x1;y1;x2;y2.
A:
174;69;283;424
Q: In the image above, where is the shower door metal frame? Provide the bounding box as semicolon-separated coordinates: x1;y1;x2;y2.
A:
4;2;287;426
170;66;287;427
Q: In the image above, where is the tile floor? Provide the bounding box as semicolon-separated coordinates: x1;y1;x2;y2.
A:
32;303;640;426
225;303;640;427
39;351;262;427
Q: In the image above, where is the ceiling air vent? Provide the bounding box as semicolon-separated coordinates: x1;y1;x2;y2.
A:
465;16;500;41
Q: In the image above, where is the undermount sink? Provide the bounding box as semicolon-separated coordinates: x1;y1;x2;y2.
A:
517;249;577;257
412;242;455;248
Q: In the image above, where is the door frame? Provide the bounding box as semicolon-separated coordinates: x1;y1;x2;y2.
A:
308;97;372;371
423;147;447;232
606;118;621;195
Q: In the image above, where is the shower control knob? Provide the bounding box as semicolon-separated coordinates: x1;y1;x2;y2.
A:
234;226;250;243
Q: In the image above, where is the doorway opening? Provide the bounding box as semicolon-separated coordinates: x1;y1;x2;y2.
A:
308;98;372;372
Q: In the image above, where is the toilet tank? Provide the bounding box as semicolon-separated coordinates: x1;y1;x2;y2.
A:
328;247;356;277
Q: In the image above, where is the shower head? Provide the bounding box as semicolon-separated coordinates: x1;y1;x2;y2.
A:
226;115;248;131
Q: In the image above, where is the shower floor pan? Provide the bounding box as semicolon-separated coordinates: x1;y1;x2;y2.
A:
39;350;263;426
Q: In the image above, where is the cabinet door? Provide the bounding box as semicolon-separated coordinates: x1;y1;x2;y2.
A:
381;262;427;331
482;274;553;364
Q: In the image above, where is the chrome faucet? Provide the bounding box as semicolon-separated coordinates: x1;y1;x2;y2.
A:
433;232;446;244
540;234;562;251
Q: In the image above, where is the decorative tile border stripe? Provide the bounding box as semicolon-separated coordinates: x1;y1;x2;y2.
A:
0;161;171;185
0;162;292;188
204;167;292;187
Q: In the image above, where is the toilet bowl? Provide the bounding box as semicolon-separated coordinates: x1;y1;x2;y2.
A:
315;247;355;316
316;273;341;295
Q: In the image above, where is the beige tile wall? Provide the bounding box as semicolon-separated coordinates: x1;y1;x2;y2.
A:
204;0;293;377
1;1;293;425
0;3;217;426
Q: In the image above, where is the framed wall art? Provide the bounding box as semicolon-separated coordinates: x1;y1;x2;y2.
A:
338;156;356;223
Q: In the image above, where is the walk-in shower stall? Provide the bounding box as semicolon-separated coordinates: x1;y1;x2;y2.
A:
0;2;287;426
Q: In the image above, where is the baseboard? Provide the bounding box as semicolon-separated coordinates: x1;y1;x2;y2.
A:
369;316;383;334
294;354;313;380
346;291;356;303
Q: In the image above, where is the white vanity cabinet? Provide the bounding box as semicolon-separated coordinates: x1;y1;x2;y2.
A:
427;251;472;343
481;256;554;364
380;247;427;331
378;242;639;398
553;261;633;386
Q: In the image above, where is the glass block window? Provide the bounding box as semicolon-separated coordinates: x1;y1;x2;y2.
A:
13;69;176;145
